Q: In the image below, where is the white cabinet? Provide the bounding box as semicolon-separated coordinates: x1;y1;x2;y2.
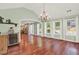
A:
63;16;79;42
37;23;43;36
53;20;63;39
44;21;53;37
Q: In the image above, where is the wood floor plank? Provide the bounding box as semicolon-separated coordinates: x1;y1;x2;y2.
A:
7;34;79;55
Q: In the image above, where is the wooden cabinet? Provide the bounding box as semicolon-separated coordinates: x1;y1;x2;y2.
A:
0;35;8;54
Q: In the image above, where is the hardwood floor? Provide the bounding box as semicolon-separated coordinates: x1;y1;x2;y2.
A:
6;34;79;55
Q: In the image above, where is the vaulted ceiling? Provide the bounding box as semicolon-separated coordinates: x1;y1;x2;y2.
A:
0;3;79;19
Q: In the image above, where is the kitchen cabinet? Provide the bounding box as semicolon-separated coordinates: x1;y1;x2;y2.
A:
8;34;19;46
53;20;63;39
45;21;52;37
63;16;79;42
0;35;8;54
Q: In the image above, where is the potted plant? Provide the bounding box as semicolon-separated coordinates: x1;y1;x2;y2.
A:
0;16;4;23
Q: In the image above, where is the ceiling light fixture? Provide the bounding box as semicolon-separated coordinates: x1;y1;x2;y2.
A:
40;3;49;22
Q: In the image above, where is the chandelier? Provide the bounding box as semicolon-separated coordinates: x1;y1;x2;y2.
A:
40;4;49;22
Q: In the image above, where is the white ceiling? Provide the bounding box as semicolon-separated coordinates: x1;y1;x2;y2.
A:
0;3;79;19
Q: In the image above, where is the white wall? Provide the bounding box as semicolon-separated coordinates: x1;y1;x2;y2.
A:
0;24;18;34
